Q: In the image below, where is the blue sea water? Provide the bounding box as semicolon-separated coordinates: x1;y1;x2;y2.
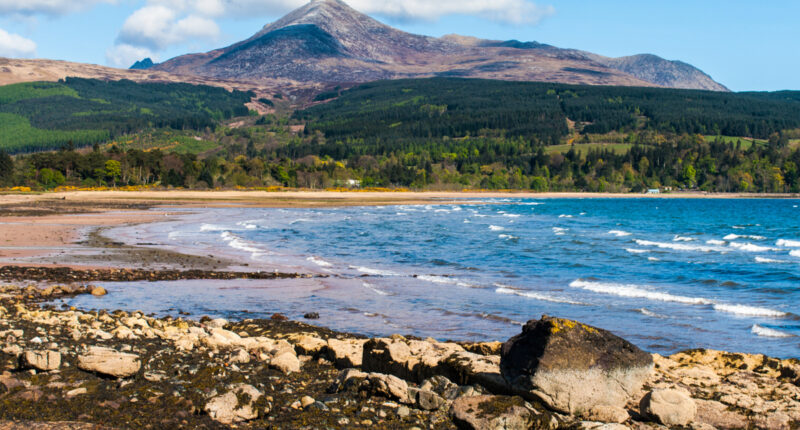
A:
66;198;800;358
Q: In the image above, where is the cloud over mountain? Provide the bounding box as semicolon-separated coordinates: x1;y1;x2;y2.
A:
0;27;36;57
0;0;115;16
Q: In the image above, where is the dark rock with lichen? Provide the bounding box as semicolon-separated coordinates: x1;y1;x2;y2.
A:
500;315;653;416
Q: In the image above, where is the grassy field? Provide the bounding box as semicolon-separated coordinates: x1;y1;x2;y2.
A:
703;135;766;149
103;131;220;155
546;143;634;157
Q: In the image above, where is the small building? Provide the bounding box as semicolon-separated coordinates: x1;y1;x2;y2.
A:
646;189;661;195
346;179;361;188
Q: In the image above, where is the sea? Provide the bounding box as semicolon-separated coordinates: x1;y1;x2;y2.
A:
62;198;800;358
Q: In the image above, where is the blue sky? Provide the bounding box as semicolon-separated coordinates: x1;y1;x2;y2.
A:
0;0;796;91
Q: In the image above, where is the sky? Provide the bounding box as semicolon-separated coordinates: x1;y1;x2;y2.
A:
0;0;797;92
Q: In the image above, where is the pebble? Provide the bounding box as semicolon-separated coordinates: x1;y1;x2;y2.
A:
300;396;315;408
397;406;411;417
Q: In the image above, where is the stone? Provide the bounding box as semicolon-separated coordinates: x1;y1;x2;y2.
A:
206;318;229;329
640;388;697;426
300;395;315;408
500;316;653;415
205;384;263;425
397;405;411;417
450;395;539;430
421;375;460;400
289;334;327;356
578;423;629;430
327;338;367;368
330;368;368;393
228;348;251;364
90;287;107;297
271;352;301;374
303;312;320;320
585;405;629;424
66;387;88;398
442;351;509;394
416;389;446;410
270;313;288;321
363;337;465;383
368;373;412;404
77;346;141;378
22;350;61;371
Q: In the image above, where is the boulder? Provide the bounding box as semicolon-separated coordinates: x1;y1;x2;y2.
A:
421;375;460;400
585;405;629;424
500;316;653;415
442;351;509;394
77;346;141;378
362;336;464;382
271;351;301;374
289;334;327;356
640;388;697;426
326;338;366;368
450;395;555;430
22;350;61;371
205;384;263;424
90;287;107;297
206;318;229;329
367;373;412;404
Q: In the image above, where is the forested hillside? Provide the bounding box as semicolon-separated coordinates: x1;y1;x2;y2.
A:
0;78;253;153
3;77;800;193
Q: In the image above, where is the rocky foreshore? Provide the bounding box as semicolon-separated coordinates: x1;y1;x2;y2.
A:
0;283;798;429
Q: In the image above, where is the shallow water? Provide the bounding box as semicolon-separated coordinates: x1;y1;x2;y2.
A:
62;198;800;358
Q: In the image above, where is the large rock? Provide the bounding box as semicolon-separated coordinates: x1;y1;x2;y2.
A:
326;338;366;368
500;316;653;415
640;388;697;426
367;373;412;404
205;384;263;424
362;336;464;382
271;351;301;374
22;350;61;371
77;346;141;378
450;395;556;430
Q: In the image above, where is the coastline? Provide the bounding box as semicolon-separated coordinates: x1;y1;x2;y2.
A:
0;192;799;428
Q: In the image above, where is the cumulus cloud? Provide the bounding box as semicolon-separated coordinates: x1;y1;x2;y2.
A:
0;27;37;57
0;0;115;16
117;5;219;50
105;43;156;68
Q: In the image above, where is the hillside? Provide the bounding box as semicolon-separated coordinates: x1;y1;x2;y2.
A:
153;0;726;91
0;78;253;153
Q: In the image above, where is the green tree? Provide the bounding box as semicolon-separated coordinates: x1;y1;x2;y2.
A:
0;150;12;184
105;160;121;187
682;164;697;187
39;168;65;189
530;176;548;192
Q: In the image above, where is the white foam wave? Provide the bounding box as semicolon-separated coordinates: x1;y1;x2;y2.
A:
751;325;794;338
648;257;661;262
673;235;696;242
571;279;788;319
638;308;668;318
220;232;265;257
552;227;568;235
499;234;518;240
706;240;726;246
200;224;228;232
724;234;766;241
608;230;631;237
728;242;775;253
570;280;712;305
351;266;399;276
289;218;312;225
495;285;586;305
503;214;521;218
635;239;719;252
489;225;505;231
714;304;787;318
558;214;573;218
626;249;650;254
307;256;333;267
776;239;800;248
418;275;476;288
362;282;390;296
755;257;789;264
791;250;800;258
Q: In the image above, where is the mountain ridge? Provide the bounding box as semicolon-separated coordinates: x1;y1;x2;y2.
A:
153;0;727;91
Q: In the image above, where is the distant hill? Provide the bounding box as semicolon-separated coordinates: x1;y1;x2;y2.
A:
129;58;155;70
154;0;727;91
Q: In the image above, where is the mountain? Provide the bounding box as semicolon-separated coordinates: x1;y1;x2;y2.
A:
154;0;727;91
129;58;155;70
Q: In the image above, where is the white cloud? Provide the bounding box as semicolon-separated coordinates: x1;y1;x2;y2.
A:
351;0;555;25
0;27;37;57
105;43;156;68
0;0;115;16
117;5;219;50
